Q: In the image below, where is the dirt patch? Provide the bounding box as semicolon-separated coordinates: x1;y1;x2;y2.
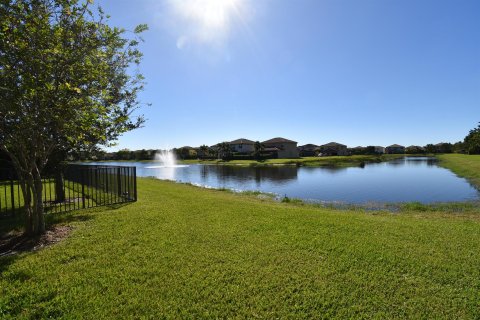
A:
0;225;73;257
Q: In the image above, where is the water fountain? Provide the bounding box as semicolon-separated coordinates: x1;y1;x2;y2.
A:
145;150;188;168
155;149;177;167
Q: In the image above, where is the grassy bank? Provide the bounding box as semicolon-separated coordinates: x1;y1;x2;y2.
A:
437;154;480;188
1;178;480;318
180;154;405;167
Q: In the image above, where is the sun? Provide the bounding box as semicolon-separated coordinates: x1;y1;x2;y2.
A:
175;0;241;30
196;0;239;28
168;0;247;48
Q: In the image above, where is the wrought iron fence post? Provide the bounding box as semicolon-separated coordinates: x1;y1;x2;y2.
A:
10;177;15;216
1;164;136;218
81;168;86;209
117;167;122;198
133;167;137;201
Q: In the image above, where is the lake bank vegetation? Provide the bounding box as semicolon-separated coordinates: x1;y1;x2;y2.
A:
437;154;480;188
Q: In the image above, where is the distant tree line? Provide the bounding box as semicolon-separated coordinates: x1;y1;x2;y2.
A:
43;122;480;162
70;141;271;161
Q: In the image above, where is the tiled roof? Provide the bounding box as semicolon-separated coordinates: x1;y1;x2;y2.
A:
262;137;297;144
299;144;319;149
321;142;347;148
229;138;255;145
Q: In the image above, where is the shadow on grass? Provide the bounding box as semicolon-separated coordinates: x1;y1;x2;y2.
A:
0;202;135;276
0;212;24;238
0;213;94;258
0;201;134;255
104;202;131;210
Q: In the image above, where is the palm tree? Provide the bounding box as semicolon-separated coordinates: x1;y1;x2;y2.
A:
254;141;264;160
199;145;209;159
217;142;231;160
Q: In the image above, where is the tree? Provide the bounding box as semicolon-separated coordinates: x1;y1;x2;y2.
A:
405;146;425;154
435;143;453;154
217;142;231;160
424;144;436;154
253;141;264;160
199;145;209;159
464;122;480;155
0;0;147;236
452;141;466;154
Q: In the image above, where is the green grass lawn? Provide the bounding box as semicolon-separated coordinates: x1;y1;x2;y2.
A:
437;154;480;188
180;154;406;167
1;174;480;318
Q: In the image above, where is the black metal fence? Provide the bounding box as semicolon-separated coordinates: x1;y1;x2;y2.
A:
0;164;137;218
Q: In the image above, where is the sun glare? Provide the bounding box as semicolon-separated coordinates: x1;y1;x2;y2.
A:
166;0;249;49
196;0;239;28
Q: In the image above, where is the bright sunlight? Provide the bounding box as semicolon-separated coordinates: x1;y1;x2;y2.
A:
169;0;245;48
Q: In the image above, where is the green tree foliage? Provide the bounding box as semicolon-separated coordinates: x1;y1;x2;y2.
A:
253;141;264;160
464;122;480;154
405;146;425;154
424;144;436;154
435;143;453;154
0;0;147;236
452;141;466;154
217;142;231;160
199;145;209;159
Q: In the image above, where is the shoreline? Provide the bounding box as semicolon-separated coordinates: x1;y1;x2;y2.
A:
79;154;419;167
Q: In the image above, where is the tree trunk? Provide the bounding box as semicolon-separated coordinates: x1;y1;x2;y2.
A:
54;170;65;203
3;150;47;237
24;174;38;236
17;169;46;236
18;175;34;236
33;169;45;235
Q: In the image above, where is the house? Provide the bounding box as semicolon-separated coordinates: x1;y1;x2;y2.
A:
262;137;299;158
374;146;385;154
318;142;349;156
298;144;319;157
228;138;255;153
385;144;405;154
262;147;280;159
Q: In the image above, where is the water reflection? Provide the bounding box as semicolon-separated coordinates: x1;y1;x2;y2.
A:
405;157;438;166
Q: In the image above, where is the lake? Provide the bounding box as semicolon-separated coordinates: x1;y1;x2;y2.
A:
87;157;479;204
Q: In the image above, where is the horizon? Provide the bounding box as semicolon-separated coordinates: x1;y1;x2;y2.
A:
106;139;457;152
97;0;479;151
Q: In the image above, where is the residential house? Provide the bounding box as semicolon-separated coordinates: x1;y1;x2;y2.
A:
318;142;349;156
262;137;299;158
262;147;280;159
298;144;319;157
374;146;385;154
229;138;255;153
385;144;405;154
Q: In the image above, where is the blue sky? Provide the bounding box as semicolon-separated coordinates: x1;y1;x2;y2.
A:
98;0;480;150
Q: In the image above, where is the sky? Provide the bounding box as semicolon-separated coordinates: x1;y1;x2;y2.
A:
96;0;480;151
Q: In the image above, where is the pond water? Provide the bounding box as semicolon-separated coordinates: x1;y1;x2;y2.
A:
87;157;479;204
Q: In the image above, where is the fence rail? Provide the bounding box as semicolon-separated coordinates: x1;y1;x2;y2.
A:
0;164;137;218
